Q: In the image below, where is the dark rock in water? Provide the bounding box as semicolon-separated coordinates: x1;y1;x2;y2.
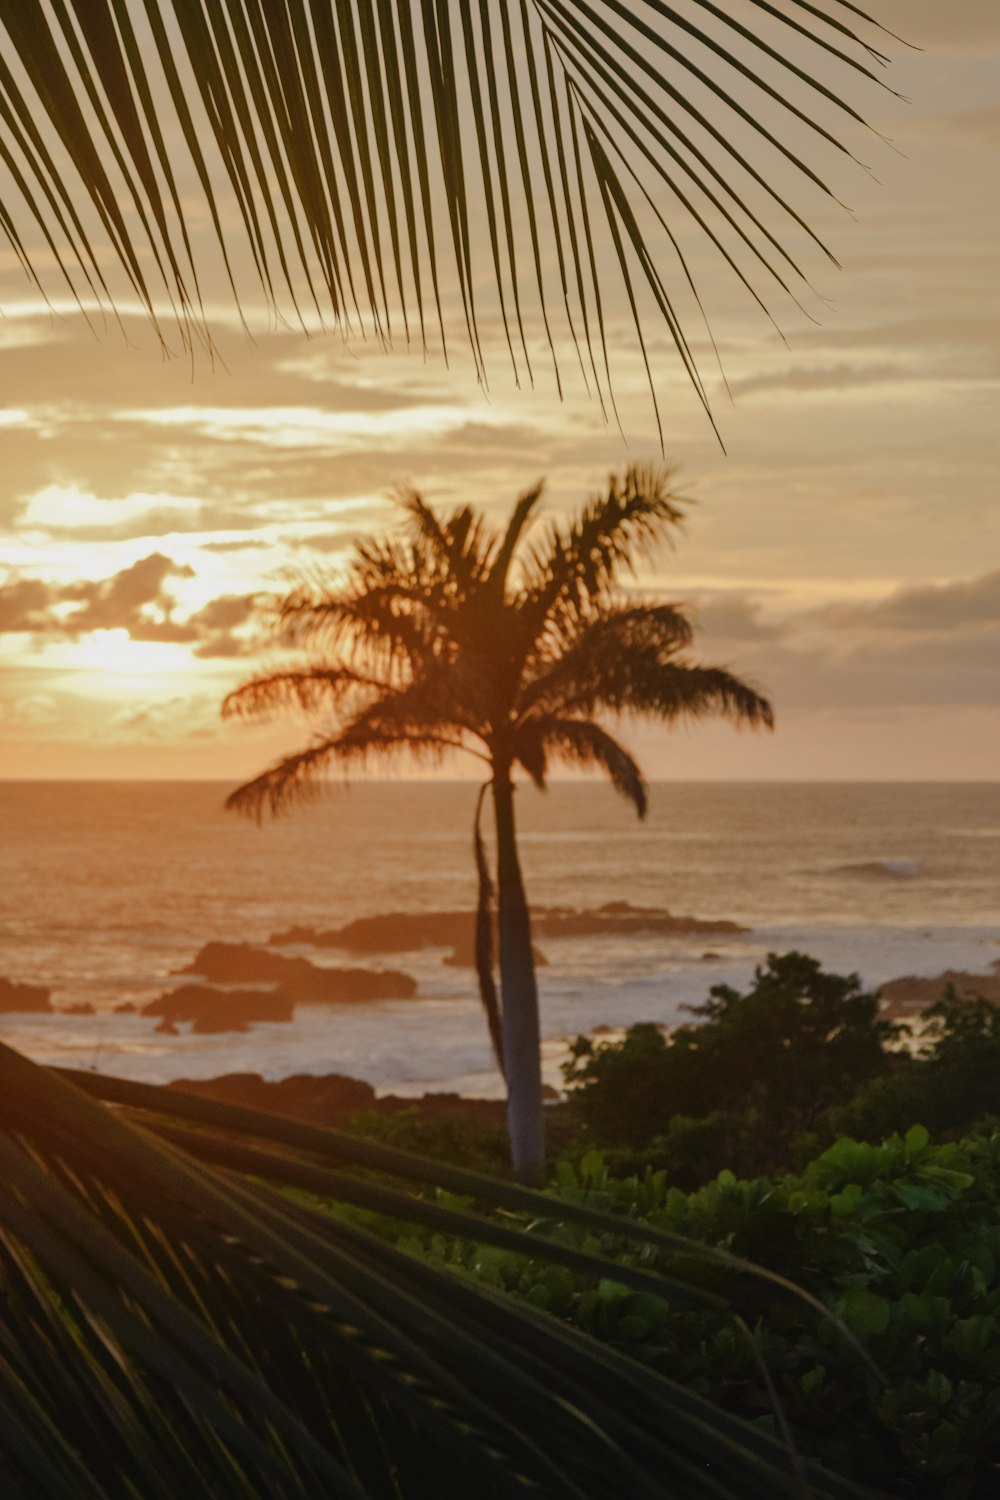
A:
271;912;470;954
701;951;722;962
169;1070;377;1123
164;1074;569;1128
114;1002;138;1014
879;961;1000;1018
275;912;545;969
0;978;52;1013
155;1017;179;1035
62;1002;95;1016
177;941;304;983
531;903;747;938
164;1071;560;1130
143;984;294;1030
272;902;747;958
192;1013;250;1035
178;942;417;1002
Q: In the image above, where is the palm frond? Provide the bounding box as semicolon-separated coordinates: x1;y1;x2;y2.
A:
524;629;773;730
276;582;442;683
523;464;688;629
519;717;648;816
0;1;897;427
520;602;695;714
487;481;547;596
221;664;384;722
618;660;776;729
396;489;500;593
224;737;351;822
0;1047;876;1500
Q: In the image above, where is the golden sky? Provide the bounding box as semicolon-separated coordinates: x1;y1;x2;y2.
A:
1;0;998;782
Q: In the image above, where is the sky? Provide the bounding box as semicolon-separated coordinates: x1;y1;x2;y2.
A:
0;0;997;784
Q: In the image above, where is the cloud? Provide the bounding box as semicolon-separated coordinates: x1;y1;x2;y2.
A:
728;363;910;400
671;568;1000;715
692;593;787;641
0;554;260;657
889;0;1000;48
55;553;196;638
115;403;507;450
3;693;59;727
908;105;1000;147
187;594;260;658
817;570;1000;633
0;577;52;631
19;483;201;535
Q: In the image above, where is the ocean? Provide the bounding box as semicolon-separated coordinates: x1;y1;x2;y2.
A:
1;781;998;1097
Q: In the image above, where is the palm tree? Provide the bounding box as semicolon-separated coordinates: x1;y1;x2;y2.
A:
223;464;773;1181
0;3;896;431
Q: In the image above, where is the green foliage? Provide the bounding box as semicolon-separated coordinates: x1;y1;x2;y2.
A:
346;1107;514;1178
398;1130;1000;1499
835;988;1000;1146
564;953;900;1179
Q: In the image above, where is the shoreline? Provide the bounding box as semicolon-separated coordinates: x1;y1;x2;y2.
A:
4;952;998;1110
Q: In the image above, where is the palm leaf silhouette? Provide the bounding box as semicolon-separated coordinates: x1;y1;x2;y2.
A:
0;2;897;425
0;1045;878;1499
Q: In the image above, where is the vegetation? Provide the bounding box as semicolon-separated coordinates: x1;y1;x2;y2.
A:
223;466;772;1181
0;4;895;426
4;965;1000;1497
564;952;902;1181
0;1043;870;1500
834;994;1000;1148
562;957;1000;1186
378;1132;1000;1500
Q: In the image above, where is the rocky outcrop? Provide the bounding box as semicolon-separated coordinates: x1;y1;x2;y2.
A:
0;978;53;1014
271;901;746;961
531;902;747;939
178;942;417;1002
142;984;294;1031
271;913;470;954
168;1071;377;1123
879;961;1000;1018
164;1072;556;1128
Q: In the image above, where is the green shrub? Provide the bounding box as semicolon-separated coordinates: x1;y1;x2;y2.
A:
834;990;1000;1146
388;1129;1000;1498
346;1105;514;1176
563;953;901;1176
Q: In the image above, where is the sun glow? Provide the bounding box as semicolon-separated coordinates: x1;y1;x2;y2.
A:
71;630;195;679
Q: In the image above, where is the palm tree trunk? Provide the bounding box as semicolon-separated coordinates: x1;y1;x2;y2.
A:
492;774;545;1185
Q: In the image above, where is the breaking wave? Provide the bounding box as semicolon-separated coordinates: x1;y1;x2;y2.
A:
835;858;921;880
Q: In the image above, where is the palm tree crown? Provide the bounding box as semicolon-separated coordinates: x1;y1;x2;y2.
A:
224;464;772;1177
225;464;771;814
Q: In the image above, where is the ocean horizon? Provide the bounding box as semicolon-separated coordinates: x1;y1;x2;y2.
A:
3;779;998;1097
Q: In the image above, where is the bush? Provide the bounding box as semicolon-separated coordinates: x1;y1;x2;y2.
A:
834;990;1000;1146
346;1106;514;1176
563;953;901;1178
387;1129;1000;1498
